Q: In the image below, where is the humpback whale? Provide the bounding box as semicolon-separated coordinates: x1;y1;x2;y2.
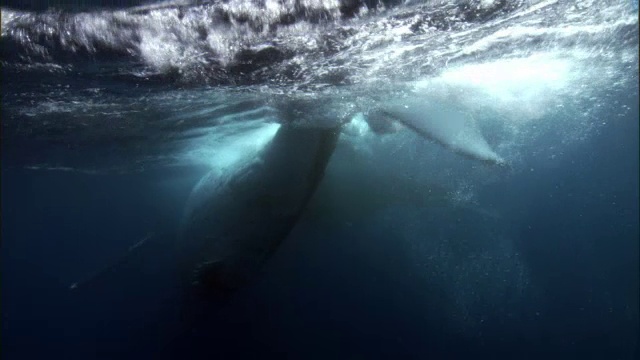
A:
70;99;505;300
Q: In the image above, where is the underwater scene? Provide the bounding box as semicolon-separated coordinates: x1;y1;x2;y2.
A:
1;0;638;358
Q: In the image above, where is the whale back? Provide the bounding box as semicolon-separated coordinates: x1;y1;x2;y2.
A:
178;125;340;298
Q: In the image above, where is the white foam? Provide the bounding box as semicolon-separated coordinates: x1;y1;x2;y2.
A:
415;53;574;122
342;113;372;137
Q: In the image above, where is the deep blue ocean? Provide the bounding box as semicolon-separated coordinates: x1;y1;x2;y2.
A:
1;0;638;359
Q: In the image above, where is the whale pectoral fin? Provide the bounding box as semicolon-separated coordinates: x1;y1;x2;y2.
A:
372;105;506;166
69;232;168;293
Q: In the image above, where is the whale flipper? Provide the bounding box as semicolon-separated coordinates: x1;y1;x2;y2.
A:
367;101;505;166
66;231;177;301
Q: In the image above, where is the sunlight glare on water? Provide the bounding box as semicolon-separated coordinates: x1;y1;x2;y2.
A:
179;121;281;169
422;53;573;122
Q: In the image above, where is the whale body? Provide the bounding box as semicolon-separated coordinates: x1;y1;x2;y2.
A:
178;124;340;297
70;100;505;299
177;99;506;298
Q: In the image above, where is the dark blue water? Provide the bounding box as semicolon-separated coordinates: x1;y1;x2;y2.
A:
2;96;638;358
2;0;638;359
